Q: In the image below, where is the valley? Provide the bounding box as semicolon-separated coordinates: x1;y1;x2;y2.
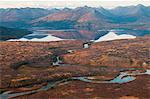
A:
0;4;150;99
0;36;150;99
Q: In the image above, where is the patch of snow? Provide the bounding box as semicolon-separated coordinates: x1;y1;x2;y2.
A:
145;70;150;75
8;34;64;42
95;31;136;42
83;44;89;48
67;50;74;53
7;38;28;41
52;56;62;66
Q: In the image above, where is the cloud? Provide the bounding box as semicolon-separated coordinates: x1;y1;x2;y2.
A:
0;0;149;9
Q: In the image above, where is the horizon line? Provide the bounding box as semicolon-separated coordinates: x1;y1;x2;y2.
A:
0;4;149;9
0;0;150;9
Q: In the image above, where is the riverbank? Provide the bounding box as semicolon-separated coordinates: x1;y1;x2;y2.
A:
11;73;150;99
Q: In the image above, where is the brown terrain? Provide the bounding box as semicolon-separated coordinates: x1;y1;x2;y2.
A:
0;36;150;99
13;75;150;99
63;36;150;68
0;40;83;89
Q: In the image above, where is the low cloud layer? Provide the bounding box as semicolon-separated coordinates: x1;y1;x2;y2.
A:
0;0;149;9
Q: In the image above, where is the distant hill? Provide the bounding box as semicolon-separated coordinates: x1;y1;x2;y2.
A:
30;6;116;30
0;26;32;41
0;5;149;30
30;5;150;30
110;4;150;23
0;8;54;28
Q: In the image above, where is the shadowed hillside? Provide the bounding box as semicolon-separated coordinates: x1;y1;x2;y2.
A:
0;26;32;41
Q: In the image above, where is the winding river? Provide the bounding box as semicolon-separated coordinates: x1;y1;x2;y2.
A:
0;70;149;99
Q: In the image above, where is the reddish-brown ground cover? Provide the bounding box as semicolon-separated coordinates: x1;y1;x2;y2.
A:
63;36;150;68
0;37;149;99
13;75;150;99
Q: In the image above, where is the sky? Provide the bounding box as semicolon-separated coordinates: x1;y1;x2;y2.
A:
0;0;150;9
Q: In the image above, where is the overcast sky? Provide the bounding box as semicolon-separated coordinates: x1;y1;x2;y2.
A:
0;0;150;9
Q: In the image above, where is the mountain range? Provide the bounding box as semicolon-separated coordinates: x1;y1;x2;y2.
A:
0;4;150;30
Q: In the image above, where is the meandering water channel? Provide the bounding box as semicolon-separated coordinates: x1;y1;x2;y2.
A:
0;70;149;99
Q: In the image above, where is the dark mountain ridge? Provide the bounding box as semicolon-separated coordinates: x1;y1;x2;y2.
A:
0;4;149;30
0;8;55;28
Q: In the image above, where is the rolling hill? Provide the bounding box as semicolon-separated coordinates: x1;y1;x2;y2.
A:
0;26;32;41
0;8;54;28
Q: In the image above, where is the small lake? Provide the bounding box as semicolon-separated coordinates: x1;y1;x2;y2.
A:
7;28;150;41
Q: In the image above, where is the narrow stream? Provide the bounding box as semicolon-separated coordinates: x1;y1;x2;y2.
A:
0;70;149;99
0;79;70;99
73;70;150;84
72;72;136;84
